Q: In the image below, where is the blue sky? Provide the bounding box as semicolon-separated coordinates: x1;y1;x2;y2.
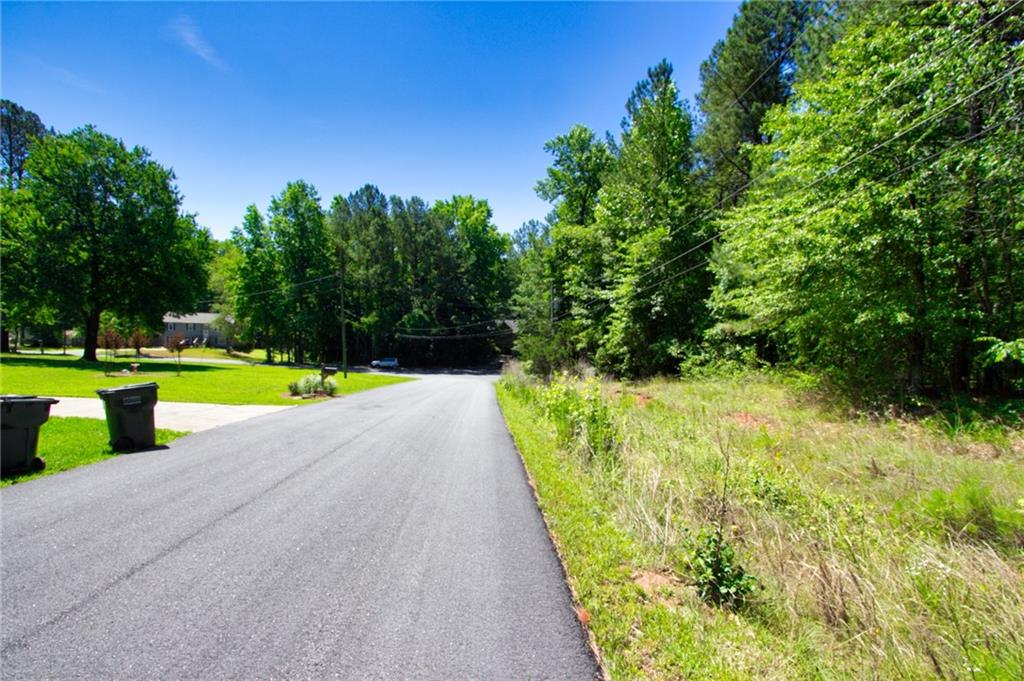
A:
2;2;739;239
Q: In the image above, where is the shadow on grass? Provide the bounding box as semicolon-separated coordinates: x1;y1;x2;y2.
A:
1;355;224;374
783;369;1024;438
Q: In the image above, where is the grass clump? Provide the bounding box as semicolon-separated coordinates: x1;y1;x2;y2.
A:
540;373;617;463
288;373;338;397
922;478;1024;549
1;416;188;488
497;367;1024;679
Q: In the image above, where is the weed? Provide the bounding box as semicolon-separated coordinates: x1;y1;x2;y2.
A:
539;373;617;463
689;528;758;609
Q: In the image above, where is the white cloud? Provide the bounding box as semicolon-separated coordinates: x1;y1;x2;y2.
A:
32;58;105;95
167;15;227;71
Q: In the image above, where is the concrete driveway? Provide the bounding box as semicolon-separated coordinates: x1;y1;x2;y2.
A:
47;396;293;432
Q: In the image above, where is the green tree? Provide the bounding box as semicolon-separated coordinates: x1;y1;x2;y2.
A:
433;195;513;318
535;125;614;227
22;126;212;362
208;239;245;350
696;0;819;208
233;205;283;363
594;60;707;376
1;100;51;351
331;185;395;359
0;185;60;352
268;180;334;365
509;220;574;376
711;0;1023;394
1;99;49;189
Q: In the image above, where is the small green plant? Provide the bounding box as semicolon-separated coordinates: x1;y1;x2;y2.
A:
288;380;301;396
690;528;757;609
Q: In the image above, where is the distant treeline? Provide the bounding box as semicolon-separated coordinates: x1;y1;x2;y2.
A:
512;0;1023;397
219;183;513;366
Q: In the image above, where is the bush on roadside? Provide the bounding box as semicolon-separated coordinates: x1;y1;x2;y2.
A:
689;528;758;609
288;373;337;397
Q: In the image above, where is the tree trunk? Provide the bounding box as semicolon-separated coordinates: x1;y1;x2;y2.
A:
83;308;101;362
952;105;984;393
1;327;9;353
907;195;927;395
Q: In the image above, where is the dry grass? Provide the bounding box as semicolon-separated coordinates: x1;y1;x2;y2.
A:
498;370;1024;679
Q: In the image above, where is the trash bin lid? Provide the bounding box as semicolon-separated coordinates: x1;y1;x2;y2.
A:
95;382;159;396
0;395;59;405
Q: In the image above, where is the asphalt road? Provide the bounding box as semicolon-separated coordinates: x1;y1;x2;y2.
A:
1;375;599;679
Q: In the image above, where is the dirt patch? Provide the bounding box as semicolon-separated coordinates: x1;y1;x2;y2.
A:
728;411;775;430
634;392;653;408
633;569;681;599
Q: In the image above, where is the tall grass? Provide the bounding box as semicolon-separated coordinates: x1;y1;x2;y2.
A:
498;368;1024;679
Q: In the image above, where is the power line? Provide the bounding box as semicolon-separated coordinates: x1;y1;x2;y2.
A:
396;318;507;332
395;329;516;341
200;272;338;306
631;61;1023;285
635;8;1023;286
851;0;1024;119
553;106;1022;325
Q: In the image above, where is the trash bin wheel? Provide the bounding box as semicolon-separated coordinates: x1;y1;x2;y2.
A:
30;456;46;472
112;436;135;452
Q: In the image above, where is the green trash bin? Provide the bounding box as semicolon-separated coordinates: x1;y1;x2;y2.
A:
1;395;60;473
95;382;159;452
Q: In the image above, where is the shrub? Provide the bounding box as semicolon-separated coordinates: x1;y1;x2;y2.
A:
689;528;757;609
288;373;338;397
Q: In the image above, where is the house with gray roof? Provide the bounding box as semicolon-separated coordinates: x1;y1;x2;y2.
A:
161;312;224;348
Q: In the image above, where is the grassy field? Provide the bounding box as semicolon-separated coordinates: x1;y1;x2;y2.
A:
497;370;1024;679
0;353;411;405
1;416;188;488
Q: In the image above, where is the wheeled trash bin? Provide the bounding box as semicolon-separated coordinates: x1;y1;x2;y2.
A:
1;395;60;472
95;382;159;451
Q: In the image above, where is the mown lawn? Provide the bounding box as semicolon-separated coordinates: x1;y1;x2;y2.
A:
140;346;287;363
1;416;188;488
0;353;411;405
497;371;1024;680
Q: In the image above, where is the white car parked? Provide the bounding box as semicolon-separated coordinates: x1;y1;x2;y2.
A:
371;357;400;369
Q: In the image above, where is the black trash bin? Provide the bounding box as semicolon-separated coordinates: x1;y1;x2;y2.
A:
95;382;159;451
1;395;60;473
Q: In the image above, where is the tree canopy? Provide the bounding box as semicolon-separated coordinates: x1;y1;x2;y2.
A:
19;126;213;361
